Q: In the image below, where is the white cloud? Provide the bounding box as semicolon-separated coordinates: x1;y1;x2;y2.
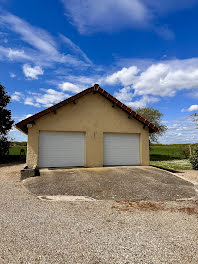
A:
8;129;27;141
17;114;33;121
62;0;150;34
105;58;198;98
133;63;198;96
11;91;22;102
24;89;69;108
102;57;198;108
60;34;92;65
0;12;58;56
105;66;139;86
24;97;37;106
154;25;175;40
7;48;28;60
0;12;91;67
56;74;98;87
187;105;198;112
36;89;67;107
9;72;16;78
59;82;83;93
159;118;198;144
0;46;32;61
127;96;159;108
50;56;198;109
22;64;44;80
114;86;134;102
62;0;197;35
49;74;99;94
24;114;32;119
114;86;159;108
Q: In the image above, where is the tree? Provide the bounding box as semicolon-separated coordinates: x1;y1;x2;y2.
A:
136;107;167;143
190;146;198;170
0;84;14;158
191;113;198;128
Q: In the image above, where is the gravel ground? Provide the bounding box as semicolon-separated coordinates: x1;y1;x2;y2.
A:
174;170;198;185
24;166;196;201
0;164;198;264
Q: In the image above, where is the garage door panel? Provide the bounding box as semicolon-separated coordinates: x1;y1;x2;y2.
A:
103;133;140;166
39;132;85;168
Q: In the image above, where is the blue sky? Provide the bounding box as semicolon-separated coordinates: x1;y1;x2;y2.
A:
1;0;198;144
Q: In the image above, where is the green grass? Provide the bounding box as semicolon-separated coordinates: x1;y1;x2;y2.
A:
8;146;27;155
150;145;183;161
149;144;198;170
150;159;192;171
150;143;198;161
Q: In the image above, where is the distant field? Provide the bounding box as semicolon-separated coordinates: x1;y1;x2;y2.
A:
150;144;197;161
150;145;183;161
8;146;27;155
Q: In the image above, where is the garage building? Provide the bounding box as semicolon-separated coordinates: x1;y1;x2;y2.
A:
16;84;158;168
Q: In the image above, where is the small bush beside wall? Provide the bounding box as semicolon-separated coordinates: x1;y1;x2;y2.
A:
190;146;198;170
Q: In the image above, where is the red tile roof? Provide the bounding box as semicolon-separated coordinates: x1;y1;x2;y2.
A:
15;84;159;134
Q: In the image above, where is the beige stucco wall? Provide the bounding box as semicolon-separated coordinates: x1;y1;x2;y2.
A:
27;93;150;168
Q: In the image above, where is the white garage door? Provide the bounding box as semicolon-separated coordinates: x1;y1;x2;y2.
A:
103;133;140;166
39;132;85;168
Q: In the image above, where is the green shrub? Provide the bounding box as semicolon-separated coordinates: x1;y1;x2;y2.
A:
180;145;190;159
190;146;198;170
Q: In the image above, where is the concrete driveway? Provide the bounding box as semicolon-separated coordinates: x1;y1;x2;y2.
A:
24;166;196;201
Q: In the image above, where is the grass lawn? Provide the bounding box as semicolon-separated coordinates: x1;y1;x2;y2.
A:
150;159;192;171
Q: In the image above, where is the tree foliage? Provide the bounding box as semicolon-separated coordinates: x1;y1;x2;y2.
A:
136;107;167;143
0;84;14;158
190;146;198;170
191;113;198;128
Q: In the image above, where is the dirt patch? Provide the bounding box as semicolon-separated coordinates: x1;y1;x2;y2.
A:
177;207;198;215
112;200;165;212
112;200;198;216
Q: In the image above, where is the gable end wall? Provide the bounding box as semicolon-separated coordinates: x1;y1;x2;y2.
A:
27;93;150;167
